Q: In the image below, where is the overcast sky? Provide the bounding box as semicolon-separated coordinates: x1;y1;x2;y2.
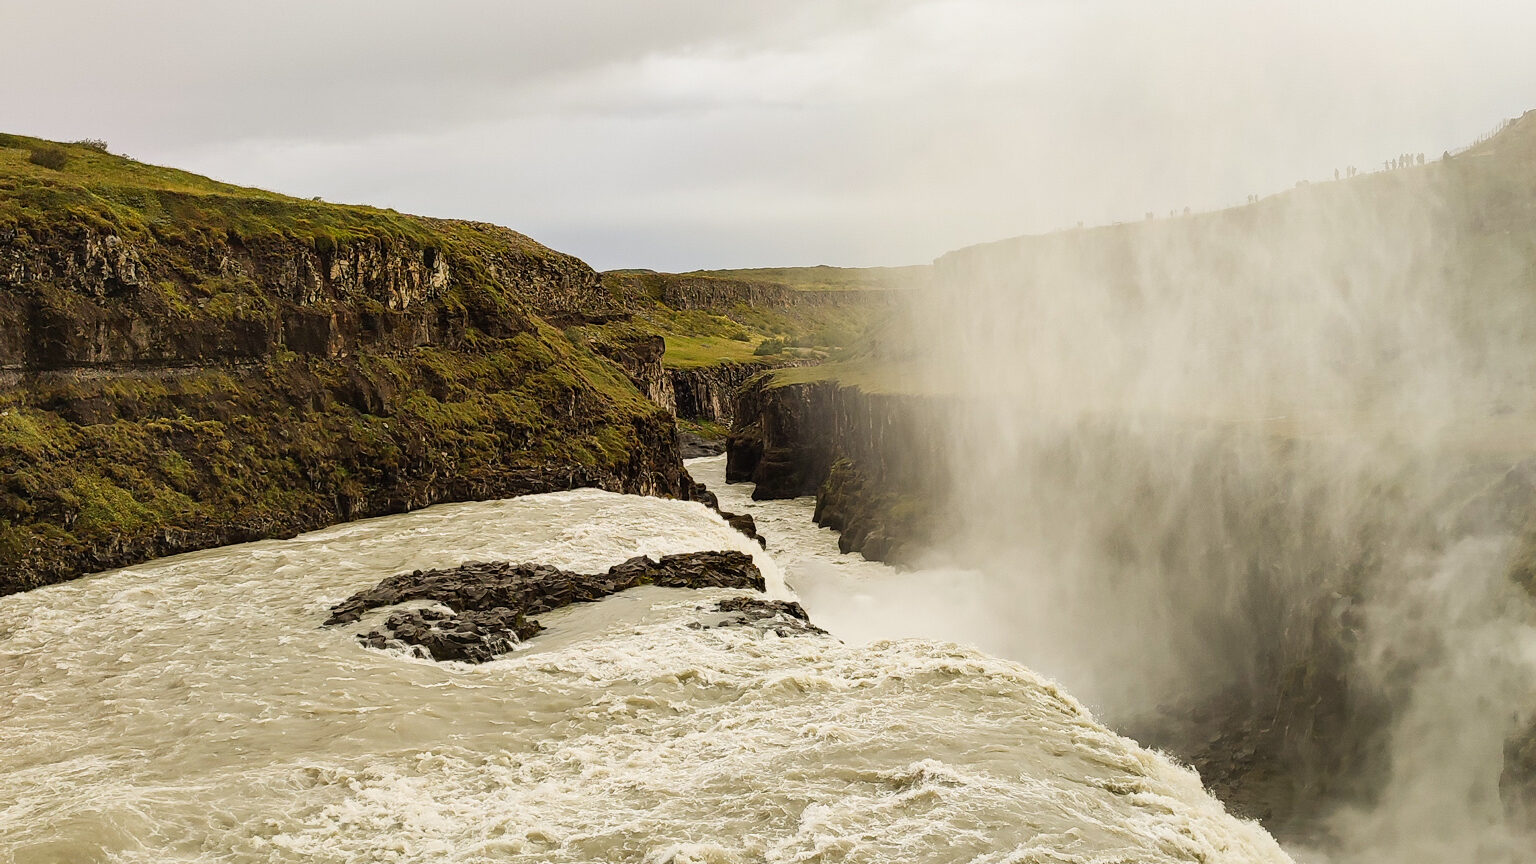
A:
4;1;1533;270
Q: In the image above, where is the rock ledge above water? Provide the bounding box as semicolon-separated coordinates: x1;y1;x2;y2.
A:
325;550;766;662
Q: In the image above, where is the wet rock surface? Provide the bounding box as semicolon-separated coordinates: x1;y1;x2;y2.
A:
689;596;828;638
676;474;768;548
357;607;540;664
680;431;726;458
327;550;764;662
722;511;767;547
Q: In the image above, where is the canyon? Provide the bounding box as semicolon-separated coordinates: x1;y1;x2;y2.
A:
8;110;1536;859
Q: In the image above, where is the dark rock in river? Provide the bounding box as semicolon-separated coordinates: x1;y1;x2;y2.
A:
689;596;827;638
673;472;768;547
680;431;726;458
721;511;767;548
684;476;720;511
359;607;542;664
327;550;764;662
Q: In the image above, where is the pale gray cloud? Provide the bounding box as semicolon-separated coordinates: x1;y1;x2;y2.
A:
3;0;1533;270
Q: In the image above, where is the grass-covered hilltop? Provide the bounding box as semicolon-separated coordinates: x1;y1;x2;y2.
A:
600;265;921;366
588;265;915;440
0;134;891;592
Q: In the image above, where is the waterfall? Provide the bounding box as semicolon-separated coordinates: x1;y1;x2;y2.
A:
900;174;1536;856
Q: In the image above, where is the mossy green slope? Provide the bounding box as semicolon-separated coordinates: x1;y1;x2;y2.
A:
593;268;899;371
676;264;929;292
0;135;687;593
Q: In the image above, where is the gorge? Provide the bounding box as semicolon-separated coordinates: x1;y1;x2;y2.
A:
725;111;1536;859
6;107;1536;864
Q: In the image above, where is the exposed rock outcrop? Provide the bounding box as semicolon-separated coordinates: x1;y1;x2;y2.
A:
595;332;677;416
327;550;766;662
726;374;943;563
689;596;827;638
0;138;691;593
670;361;766;426
1;219;613;370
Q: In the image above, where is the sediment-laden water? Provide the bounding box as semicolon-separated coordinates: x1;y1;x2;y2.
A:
687;457;1003;652
0;461;1286;864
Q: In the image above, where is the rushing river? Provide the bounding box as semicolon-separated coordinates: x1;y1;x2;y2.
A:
0;456;1287;864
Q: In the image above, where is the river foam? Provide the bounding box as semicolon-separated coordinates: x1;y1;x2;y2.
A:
1;484;1287;863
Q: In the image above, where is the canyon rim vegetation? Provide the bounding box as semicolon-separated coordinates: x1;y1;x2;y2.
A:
7;3;1536;862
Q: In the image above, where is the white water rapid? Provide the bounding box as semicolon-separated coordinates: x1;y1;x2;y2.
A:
0;459;1288;864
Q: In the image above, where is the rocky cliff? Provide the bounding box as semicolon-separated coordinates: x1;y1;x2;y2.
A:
720;111;1536;838
0;136;693;593
725;367;1431;827
726;373;943;563
589;266;898;432
590;331;770;428
593;331;679;415
670;361;770;426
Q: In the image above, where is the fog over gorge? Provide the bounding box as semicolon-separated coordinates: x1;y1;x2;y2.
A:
4;2;1536;863
902;126;1536;858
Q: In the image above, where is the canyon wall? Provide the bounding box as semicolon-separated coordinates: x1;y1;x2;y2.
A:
0;137;693;593
671;361;774;427
726;374;944;563
720;113;1536;841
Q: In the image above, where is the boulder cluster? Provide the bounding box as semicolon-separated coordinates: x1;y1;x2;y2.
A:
689;596;828;638
326;550;767;662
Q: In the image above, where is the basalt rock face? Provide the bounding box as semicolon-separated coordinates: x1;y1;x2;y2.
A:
596;332;678;416
0;140;691;593
726;377;830;496
812;457;931;563
670;361;766;426
599;336;794;430
593;329;766;430
726;375;943;564
1;219;613;369
327;550;766;662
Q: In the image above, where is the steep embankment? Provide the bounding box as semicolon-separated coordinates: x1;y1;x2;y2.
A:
726;365;943;564
0;135;694;593
727;110;1536;837
733;111;1536;564
591;267;913;430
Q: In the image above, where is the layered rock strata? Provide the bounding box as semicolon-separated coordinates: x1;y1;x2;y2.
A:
0;140;692;592
726;375;943;564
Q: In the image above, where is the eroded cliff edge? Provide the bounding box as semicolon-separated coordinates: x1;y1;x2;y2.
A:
720;110;1536;837
726;371;944;564
0;136;695;593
